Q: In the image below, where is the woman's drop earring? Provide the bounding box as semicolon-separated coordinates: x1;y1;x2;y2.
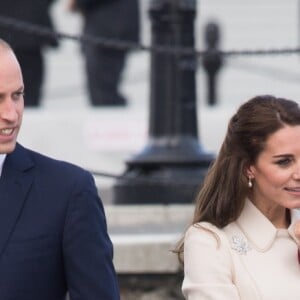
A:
248;177;253;188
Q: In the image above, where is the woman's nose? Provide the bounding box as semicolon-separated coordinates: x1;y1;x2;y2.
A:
293;164;300;180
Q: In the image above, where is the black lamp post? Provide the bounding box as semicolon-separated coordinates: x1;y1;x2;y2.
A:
113;0;214;204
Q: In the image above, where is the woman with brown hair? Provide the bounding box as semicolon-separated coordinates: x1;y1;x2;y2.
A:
178;95;300;299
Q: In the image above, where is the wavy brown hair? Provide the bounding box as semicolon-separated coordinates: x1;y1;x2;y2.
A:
175;95;300;259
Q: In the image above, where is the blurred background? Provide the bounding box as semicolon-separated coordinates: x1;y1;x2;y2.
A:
17;0;300;179
2;0;300;298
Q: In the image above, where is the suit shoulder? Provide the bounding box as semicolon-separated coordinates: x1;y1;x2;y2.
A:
25;146;90;179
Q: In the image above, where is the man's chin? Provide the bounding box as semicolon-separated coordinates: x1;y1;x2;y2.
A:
0;143;17;154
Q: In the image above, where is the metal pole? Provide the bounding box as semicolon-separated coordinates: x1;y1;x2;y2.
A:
202;22;223;106
113;0;214;204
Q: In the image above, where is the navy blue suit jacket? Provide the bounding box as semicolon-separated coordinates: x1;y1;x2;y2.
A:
0;143;120;299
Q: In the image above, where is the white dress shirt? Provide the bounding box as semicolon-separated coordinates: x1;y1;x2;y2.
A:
0;154;6;177
183;199;300;300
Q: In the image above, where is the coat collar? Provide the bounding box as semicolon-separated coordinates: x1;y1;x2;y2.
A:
0;143;34;257
3;143;34;173
236;199;298;251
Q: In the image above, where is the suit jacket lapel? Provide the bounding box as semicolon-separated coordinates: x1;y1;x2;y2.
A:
0;144;34;257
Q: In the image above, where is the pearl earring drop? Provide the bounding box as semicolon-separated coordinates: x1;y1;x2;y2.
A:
248;177;253;188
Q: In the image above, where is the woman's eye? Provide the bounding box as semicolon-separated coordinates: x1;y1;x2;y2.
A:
276;158;291;166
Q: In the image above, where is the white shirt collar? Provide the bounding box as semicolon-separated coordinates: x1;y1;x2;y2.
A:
0;154;6;177
236;199;298;250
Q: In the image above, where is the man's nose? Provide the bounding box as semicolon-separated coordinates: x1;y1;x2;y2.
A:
0;99;18;121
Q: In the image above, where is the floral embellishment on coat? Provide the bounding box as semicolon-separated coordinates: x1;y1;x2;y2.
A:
231;235;251;255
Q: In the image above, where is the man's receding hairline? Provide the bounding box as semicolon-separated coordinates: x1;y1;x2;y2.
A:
0;39;12;52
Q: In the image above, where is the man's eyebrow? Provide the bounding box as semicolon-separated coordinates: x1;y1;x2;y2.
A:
0;86;24;97
16;86;24;92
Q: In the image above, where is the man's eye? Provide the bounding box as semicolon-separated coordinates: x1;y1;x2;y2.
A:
12;92;24;100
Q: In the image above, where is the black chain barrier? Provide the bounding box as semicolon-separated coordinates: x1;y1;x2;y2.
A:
0;15;195;55
90;170;202;187
1;15;300;57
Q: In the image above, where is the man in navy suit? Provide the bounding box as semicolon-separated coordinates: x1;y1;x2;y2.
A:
0;38;120;299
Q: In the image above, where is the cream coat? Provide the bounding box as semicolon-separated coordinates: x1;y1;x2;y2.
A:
182;200;300;299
